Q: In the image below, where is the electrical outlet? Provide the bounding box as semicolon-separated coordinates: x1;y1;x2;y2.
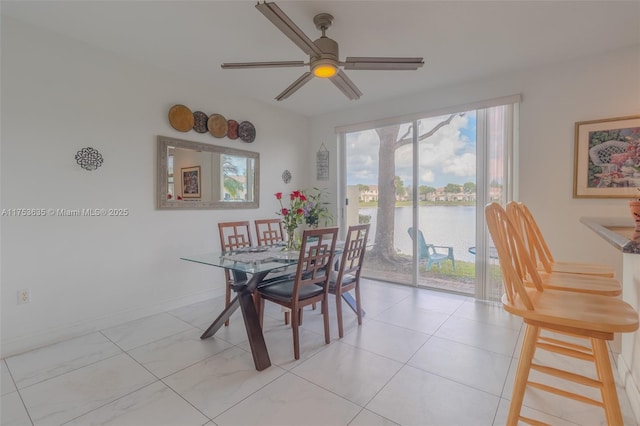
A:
17;289;31;304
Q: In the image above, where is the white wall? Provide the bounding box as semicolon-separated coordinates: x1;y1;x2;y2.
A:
0;17;310;357
310;45;640;280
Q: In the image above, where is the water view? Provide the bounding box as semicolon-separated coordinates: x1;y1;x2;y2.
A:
360;205;476;263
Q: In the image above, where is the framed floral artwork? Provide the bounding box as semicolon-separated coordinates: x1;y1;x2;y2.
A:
181;166;201;199
573;115;640;198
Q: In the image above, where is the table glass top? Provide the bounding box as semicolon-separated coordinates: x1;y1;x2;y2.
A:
180;247;301;274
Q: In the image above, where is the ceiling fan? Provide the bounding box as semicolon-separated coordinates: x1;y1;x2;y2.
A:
221;1;424;101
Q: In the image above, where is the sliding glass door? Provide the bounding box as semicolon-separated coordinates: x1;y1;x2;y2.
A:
340;97;518;300
343;123;414;286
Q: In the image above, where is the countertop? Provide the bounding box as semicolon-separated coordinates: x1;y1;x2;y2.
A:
580;216;640;254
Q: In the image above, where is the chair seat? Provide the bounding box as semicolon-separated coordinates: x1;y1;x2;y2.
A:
533;272;621;296
258;279;325;302
328;274;356;290
503;289;638;335
546;261;614;278
259;270;296;286
429;253;450;262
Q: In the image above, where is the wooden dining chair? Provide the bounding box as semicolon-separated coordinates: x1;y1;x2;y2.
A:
218;221;253;326
256;227;338;360
330;223;369;338
254;218;285;246
501;202;621;297
506;201;615;278
254;218;302;324
485;202;638;425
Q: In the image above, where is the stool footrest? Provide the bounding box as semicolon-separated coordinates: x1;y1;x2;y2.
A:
528;380;604;407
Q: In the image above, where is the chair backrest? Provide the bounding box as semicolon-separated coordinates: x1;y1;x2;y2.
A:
254;219;284;246
485;202;542;310
505;201;555;273
218;221;253;251
335;224;370;285
407;227;431;257
291;227;339;301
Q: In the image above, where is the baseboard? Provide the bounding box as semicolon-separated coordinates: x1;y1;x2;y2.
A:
1;288;224;359
617;353;640;424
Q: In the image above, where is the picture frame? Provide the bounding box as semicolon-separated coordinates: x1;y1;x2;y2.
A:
316;143;329;181
181;166;201;199
573;115;640;198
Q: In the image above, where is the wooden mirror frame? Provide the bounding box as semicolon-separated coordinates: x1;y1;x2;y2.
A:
157;135;260;210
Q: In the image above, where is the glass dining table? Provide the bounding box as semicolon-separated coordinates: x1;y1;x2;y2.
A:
180;248;300;371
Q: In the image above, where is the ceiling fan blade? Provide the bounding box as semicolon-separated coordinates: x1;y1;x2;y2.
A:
343;57;424;70
275;72;314;101
221;61;306;69
330;70;362;100
256;2;322;57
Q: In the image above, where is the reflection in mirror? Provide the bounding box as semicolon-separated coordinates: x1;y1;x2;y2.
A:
157;135;259;209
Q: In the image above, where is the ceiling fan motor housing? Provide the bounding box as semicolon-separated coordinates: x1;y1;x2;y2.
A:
310;12;339;76
311;36;339;76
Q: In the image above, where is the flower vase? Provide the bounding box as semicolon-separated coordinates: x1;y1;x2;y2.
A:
285;227;300;251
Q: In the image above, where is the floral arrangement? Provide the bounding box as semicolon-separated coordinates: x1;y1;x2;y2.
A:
275;188;333;249
275;190;307;236
302;187;333;227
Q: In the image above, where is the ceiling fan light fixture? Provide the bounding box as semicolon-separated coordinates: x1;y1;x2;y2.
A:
312;62;337;78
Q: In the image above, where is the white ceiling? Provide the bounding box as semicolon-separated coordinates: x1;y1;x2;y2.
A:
2;1;639;117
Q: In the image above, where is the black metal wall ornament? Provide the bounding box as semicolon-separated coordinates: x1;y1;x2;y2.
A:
75;147;104;171
282;169;292;184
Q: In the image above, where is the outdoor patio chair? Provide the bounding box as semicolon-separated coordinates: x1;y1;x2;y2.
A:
407;227;455;271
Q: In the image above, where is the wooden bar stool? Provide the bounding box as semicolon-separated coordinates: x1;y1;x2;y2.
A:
485;202;638;425
505;202;621;297
506;201;615;278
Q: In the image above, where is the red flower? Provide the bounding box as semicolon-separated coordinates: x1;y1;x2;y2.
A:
296;208;304;215
281;208;289;216
177;195;183;200
299;194;307;202
275;192;283;200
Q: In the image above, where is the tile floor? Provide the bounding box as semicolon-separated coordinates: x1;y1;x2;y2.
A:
1;279;637;426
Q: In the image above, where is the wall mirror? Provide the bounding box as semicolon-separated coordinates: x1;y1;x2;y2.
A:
157;135;259;209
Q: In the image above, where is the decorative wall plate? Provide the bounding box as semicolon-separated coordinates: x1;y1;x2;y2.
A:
75;147;104;171
168;104;194;132
282;169;292;184
192;111;208;133
227;120;239;139
238;121;256;143
208;113;228;138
